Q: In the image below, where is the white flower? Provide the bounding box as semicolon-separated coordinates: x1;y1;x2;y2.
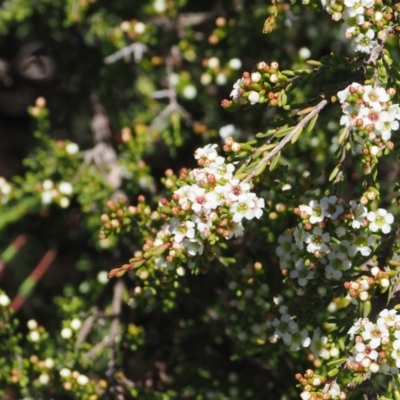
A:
348;232;376;257
229;58;242;70
251;72;261;82
289;260;315;286
169;219;196;243
42;179;54;190
60;368;71;377
0;293;10;307
293;225;306;250
299;200;325;224
304;226;330;254
328;383;341;397
377;309;400;328
348;318;362;340
183;237;204;256
363;86;390;106
300;391;311;400
320;196;343;220
59;197;70;208
77;374;89;385
29;331;40;342
182;85;197;99
367;209;394;234
61;328;73;339
361;321;389;349
70;318;82;330
310;328;330;360
58;182;73;195
66;142;79;154
337;83;362;103
194;144;218;161
27;319;38;330
39;373;50;385
248;91;260;105
219;124;237;140
41;191;54;205
349;200;367;229
230;79;244;99
230;193;256;222
272;313;299;340
354;342;378;363
276;232;296;260
289;329;311;351
353;30;376;54
44;358;54;368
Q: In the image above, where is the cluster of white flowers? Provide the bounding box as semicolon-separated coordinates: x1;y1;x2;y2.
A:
0;177;11;204
300;380;345;400
276;196;394;287
160;144;264;258
321;0;391;54
268;302;311;351
41;179;74;208
347;309;400;375
338;83;400;147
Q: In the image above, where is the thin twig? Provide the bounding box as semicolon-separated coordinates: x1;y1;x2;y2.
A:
84;280;124;359
243;99;328;183
104;43;148;64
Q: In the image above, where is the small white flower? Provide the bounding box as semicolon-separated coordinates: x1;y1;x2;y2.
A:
182;85;197;99
349;200;367;229
230;78;243;99
361;321;389;349
58;182;73;195
60;368;71;377
320;196;343;220
61;328;73;339
77;374;89;385
183;237;204;256
0;293;10;307
219;124;237;140
59;197;70;208
70;318;82;330
348;232;376;257
367;209;394;234
304;226;330;254
229;58;242;70
299;200;325;224
27;319;38;330
66;142;79;154
42;180;54;191
169;218;196;243
39;373;50;385
44;358;54;368
289;260;315;287
29;331;40;342
248;91;260;105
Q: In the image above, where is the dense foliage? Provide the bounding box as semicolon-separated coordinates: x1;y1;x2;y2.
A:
1;0;400;399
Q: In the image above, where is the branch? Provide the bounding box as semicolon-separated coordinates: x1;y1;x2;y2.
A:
104;42;148;64
243;99;328;183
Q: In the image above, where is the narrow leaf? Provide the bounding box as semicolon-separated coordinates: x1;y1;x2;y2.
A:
306;113;318;133
290;127;303;144
269;151;281;171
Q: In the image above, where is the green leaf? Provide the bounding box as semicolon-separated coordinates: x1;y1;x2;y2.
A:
290;127;303;144
269;152;280;171
328;164;340;182
306;113;318;133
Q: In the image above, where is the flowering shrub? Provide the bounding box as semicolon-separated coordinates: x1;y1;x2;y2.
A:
1;0;400;399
